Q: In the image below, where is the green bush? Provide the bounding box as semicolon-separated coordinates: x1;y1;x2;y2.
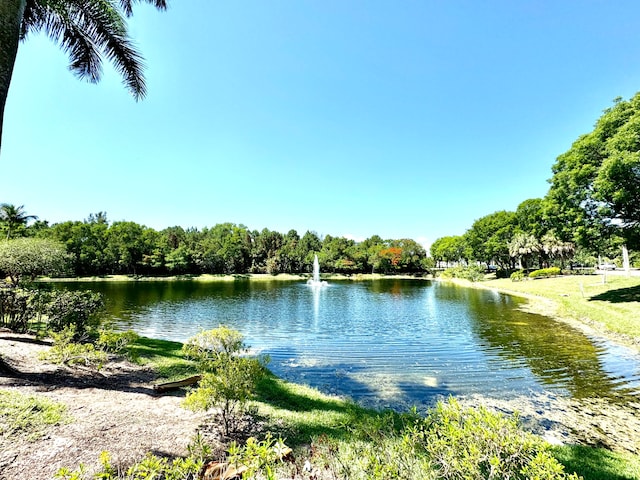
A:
44;290;104;336
97;327;139;355
0;286;36;332
39;326;106;369
182;327;267;435
510;270;525;282
441;265;486;282
529;267;561;279
418;398;580;479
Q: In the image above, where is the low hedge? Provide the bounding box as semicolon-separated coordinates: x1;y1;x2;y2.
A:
529;267;561;279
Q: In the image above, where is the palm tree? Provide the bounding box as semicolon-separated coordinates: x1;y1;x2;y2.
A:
0;0;167;150
508;232;541;270
0;203;37;239
541;232;575;268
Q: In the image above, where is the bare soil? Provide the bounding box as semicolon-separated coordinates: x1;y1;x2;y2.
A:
0;332;208;480
1;331;639;480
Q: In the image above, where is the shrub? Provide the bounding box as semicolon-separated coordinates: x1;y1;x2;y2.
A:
510;270;525;282
441;265;485;282
418;398;580;480
529;267;561;279
39;326;106;369
55;449;204;480
182;327;267;435
44;290;104;336
0;285;35;332
97;327;139;355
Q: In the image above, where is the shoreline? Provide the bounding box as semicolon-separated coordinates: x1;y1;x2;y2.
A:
435;276;640;352
38;272;432;283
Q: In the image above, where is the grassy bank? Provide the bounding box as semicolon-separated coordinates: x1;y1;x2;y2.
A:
479;275;640;343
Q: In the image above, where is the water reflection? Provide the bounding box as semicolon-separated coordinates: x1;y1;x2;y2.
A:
49;279;640;406
435;284;639;400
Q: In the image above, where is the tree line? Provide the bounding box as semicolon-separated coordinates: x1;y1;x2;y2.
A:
0;206;430;277
431;93;640;273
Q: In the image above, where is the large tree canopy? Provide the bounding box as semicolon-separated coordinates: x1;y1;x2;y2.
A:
547;94;640;249
0;0;167;150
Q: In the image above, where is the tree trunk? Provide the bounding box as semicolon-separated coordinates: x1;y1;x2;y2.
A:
0;0;27;152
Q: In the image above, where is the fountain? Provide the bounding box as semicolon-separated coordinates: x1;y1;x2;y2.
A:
307;254;328;287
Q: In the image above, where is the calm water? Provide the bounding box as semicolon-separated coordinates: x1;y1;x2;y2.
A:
53;279;640;409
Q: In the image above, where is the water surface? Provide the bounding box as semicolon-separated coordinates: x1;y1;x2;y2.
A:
52;279;640;409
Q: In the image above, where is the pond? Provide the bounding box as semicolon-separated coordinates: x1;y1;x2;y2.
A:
52;279;640;409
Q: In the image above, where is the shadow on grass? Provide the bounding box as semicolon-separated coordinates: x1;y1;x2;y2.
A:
553;445;640;480
253;371;435;447
589;285;640;303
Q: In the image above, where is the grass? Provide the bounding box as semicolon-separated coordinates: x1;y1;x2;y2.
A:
0;389;68;442
127;336;198;381
553;445;640;480
483;275;640;341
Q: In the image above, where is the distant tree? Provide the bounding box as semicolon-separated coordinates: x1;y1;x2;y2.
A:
515;198;550;239
106;221;154;274
430;236;468;267
0;0;168;150
464;211;517;269
508;232;541;270
0;203;37;239
0;238;68;285
540;232;575;268
296;231;323;271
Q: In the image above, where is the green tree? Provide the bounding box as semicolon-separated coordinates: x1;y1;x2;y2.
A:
464;211;517;270
105;221;155;274
547;94;640;250
46;214;111;276
0;237;68;285
0;0;167;150
508;232;540;270
540;232;575;268
430;235;468;267
515;198;550;239
0;203;37;239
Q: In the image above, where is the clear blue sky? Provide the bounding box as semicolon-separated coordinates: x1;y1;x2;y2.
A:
3;0;640;250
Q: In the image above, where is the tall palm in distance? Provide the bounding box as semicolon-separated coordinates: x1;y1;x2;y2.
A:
0;203;37;239
0;0;167;152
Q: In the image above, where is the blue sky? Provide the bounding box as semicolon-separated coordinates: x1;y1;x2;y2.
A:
3;1;640;250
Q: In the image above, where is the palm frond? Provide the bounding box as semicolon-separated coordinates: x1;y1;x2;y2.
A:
119;0;167;17
21;0;150;99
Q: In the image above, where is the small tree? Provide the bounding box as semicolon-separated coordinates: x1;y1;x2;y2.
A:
182;327;265;435
0;238;69;285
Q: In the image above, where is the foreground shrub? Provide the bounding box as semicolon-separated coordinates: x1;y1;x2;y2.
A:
44;290;104;336
182;327;267;435
0;285;37;332
39;326;106;369
419;398;580;479
0;286;103;335
97;327;139;355
56;447;205;480
529;267;561;279
309;399;580;480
